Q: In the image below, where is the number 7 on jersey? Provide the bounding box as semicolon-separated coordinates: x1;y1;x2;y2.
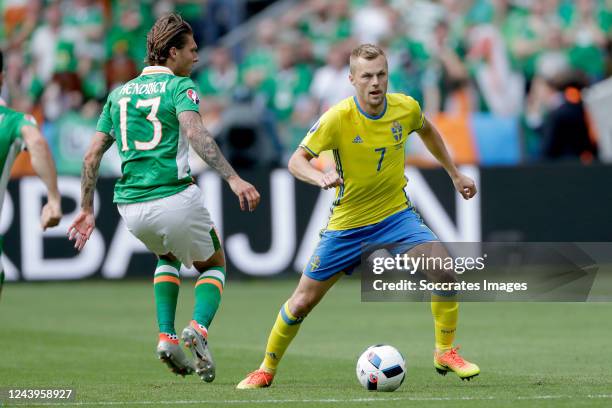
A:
375;147;386;171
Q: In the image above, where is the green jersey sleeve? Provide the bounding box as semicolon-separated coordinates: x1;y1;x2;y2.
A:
0;108;31;167
96;97;114;136
14;113;38;141
3;111;37;146
173;77;201;115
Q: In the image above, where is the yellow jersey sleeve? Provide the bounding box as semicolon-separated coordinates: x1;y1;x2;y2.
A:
400;94;425;133
299;108;340;157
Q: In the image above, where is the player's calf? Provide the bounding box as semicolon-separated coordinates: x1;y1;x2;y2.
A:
236;301;305;389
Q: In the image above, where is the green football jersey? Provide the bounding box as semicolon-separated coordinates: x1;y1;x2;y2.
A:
97;66;201;203
0;105;37;214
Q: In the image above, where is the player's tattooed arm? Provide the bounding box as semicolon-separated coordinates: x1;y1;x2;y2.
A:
69;131;114;251
179;111;261;211
178;110;237;180
81;131;114;212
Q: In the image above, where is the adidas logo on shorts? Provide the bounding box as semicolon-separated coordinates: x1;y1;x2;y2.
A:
353;135;363;143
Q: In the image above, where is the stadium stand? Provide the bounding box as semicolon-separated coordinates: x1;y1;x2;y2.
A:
1;0;610;176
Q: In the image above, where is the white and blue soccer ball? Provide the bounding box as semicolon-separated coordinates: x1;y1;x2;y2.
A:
356;344;406;392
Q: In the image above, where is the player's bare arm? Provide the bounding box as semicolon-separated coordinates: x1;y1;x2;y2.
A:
21;125;62;230
178;110;260;211
67;131;114;250
416;118;476;200
288;147;343;190
80;132;114;212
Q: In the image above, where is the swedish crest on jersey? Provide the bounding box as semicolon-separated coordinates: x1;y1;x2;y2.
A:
391;121;403;142
186;89;200;105
309;255;321;271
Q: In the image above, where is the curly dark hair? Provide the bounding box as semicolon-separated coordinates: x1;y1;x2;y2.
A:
146;13;193;65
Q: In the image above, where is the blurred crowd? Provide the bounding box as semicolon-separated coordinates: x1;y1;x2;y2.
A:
1;0;611;175
1;0;255;174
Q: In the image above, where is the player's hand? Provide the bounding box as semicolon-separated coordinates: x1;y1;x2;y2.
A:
67;210;96;251
318;170;343;190
452;173;477;200
40;199;62;231
228;176;261;212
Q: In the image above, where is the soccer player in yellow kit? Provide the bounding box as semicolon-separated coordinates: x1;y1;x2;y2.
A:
237;44;479;388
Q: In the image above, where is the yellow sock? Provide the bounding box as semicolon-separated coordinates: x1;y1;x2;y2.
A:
431;294;458;351
261;302;303;373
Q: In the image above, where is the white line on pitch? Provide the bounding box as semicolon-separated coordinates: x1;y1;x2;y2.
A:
21;394;612;406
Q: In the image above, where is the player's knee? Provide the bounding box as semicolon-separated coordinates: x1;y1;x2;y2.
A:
426;269;457;283
433;268;457;284
194;260;225;273
193;249;225;272
159;253;179;264
288;295;316;318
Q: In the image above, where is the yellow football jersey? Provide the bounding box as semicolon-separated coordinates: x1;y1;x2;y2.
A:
300;93;424;230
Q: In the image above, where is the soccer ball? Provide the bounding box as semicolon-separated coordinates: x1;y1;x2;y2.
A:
356;344;406;392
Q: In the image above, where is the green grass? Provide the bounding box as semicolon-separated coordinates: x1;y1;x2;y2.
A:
1;279;611;407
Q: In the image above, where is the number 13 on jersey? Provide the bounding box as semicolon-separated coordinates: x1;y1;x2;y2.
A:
118;96;162;151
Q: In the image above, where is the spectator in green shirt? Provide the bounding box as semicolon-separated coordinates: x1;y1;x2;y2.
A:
266;42;312;123
296;0;352;63
196;46;240;101
241;18;278;85
195;46;241;119
508;2;560;87
562;0;609;81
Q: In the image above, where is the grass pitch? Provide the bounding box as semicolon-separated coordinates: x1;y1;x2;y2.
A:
1;279;611;407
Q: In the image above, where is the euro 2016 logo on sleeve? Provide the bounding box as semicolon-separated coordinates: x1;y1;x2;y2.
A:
391;121;403;142
186;89;200;105
309;119;320;134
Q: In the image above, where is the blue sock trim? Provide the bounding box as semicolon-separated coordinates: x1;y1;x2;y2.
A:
432;289;458;297
279;303;303;326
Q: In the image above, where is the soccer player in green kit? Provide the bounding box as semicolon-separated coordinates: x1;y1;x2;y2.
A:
67;14;261;382
0;50;62;300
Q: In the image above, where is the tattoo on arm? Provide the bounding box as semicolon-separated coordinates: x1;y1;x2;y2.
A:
81;134;114;210
180;111;237;180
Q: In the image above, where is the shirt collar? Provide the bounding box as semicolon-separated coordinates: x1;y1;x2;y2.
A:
353;95;387;120
140;66;175;76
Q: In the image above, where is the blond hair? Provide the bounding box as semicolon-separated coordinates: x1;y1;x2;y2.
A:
349;44;386;73
146;13;193;65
